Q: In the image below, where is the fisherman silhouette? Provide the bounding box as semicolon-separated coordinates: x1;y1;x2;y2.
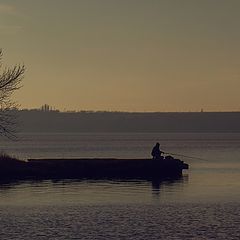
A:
151;142;164;160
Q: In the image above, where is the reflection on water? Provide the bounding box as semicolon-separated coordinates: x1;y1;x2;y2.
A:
0;177;188;206
0;177;239;240
151;174;189;197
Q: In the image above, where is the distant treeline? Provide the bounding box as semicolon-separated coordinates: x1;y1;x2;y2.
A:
17;110;240;133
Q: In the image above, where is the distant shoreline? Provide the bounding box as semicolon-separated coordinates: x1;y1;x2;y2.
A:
13;110;240;133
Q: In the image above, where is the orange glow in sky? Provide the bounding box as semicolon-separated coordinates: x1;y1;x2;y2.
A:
1;0;240;112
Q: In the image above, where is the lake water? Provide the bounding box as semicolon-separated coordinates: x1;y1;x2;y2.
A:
0;133;240;239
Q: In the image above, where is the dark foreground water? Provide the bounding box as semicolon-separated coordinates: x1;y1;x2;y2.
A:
0;133;240;239
0;203;239;240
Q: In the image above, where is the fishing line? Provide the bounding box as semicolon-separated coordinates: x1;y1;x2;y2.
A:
164;152;207;161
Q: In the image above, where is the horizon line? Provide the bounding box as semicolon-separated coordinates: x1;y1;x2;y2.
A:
16;107;240;114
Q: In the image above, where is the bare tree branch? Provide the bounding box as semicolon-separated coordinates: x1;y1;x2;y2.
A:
0;49;25;139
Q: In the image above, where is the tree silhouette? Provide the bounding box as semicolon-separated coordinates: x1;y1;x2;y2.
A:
0;49;25;139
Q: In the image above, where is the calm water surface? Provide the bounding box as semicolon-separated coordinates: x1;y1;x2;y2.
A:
0;133;239;239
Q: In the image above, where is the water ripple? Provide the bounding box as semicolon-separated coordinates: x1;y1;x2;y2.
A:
0;203;239;240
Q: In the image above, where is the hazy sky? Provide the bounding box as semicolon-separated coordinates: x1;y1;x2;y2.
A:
1;0;240;112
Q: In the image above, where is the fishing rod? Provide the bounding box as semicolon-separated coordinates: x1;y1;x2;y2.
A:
164;152;207;161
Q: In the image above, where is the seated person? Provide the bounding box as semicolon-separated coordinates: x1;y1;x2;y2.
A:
151;142;164;160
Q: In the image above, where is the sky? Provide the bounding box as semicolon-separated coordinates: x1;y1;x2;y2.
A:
0;0;240;112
